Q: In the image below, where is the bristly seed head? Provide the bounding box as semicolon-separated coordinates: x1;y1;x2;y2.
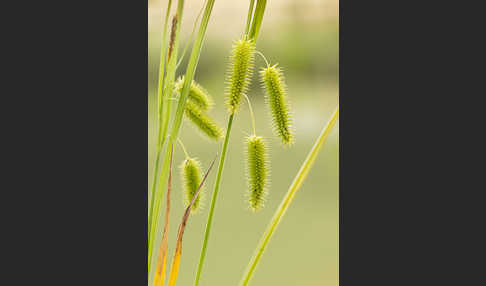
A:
260;64;294;145
245;135;269;211
175;76;214;111
225;38;255;114
184;101;224;141
180;157;204;213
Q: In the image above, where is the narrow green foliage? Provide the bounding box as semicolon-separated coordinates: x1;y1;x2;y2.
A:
194;1;269;284
246;135;268;211
175;76;214;111
180;157;204;213
244;0;256;36
149;0;217;282
225;38;255;114
260;64;293;145
184;101;224;141
248;0;267;41
239;108;339;286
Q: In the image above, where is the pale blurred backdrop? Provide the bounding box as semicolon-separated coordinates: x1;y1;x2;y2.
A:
148;0;339;285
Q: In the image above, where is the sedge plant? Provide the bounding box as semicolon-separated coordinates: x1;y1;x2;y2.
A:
148;0;217;283
193;1;270;285
148;0;338;285
239;108;339;286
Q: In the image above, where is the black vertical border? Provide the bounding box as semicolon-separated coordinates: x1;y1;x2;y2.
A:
5;0;150;284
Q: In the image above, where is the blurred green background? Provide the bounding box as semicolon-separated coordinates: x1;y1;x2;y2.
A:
148;0;338;285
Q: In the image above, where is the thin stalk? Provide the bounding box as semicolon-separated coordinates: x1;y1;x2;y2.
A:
157;0;173;121
149;0;186;272
176;0;207;69
149;0;217;283
194;114;234;286
149;0;173;236
152;145;173;286
248;0;267;41
244;0;256;36
159;0;186;167
244;95;256;135
167;154;218;286
149;122;163;226
239;107;339;286
193;2;267;285
177;138;190;158
149;140;172;276
255;50;269;68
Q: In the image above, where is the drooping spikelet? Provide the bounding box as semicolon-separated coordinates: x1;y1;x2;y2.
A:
225;38;255;114
260;64;294;145
184;101;224;141
180;157;204;213
175;76;214;111
245;135;269;211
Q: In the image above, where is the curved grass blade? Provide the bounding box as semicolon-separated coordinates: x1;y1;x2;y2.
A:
153;146;174;286
149;0;185;261
149;0;217;280
167;154;218;286
149;0;173;239
176;0;207;69
239;107;339;286
248;0;267;41
193;3;268;285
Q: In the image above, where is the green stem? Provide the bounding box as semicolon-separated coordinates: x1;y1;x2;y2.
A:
193;2;268;284
194;114;234;286
149;0;186;273
248;0;267;41
148;132;161;230
255;50;269;68
156;0;173;121
244;0;256;36
239;107;339;286
159;0;186;167
177;137;190;158
160;93;172;156
148;0;217;283
176;0;207;69
148;0;173;239
244;95;256;136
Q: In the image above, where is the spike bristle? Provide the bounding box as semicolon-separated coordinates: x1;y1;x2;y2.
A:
184;101;224;141
175;76;214;111
245;135;269;211
225;38;255;114
260;64;294;145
